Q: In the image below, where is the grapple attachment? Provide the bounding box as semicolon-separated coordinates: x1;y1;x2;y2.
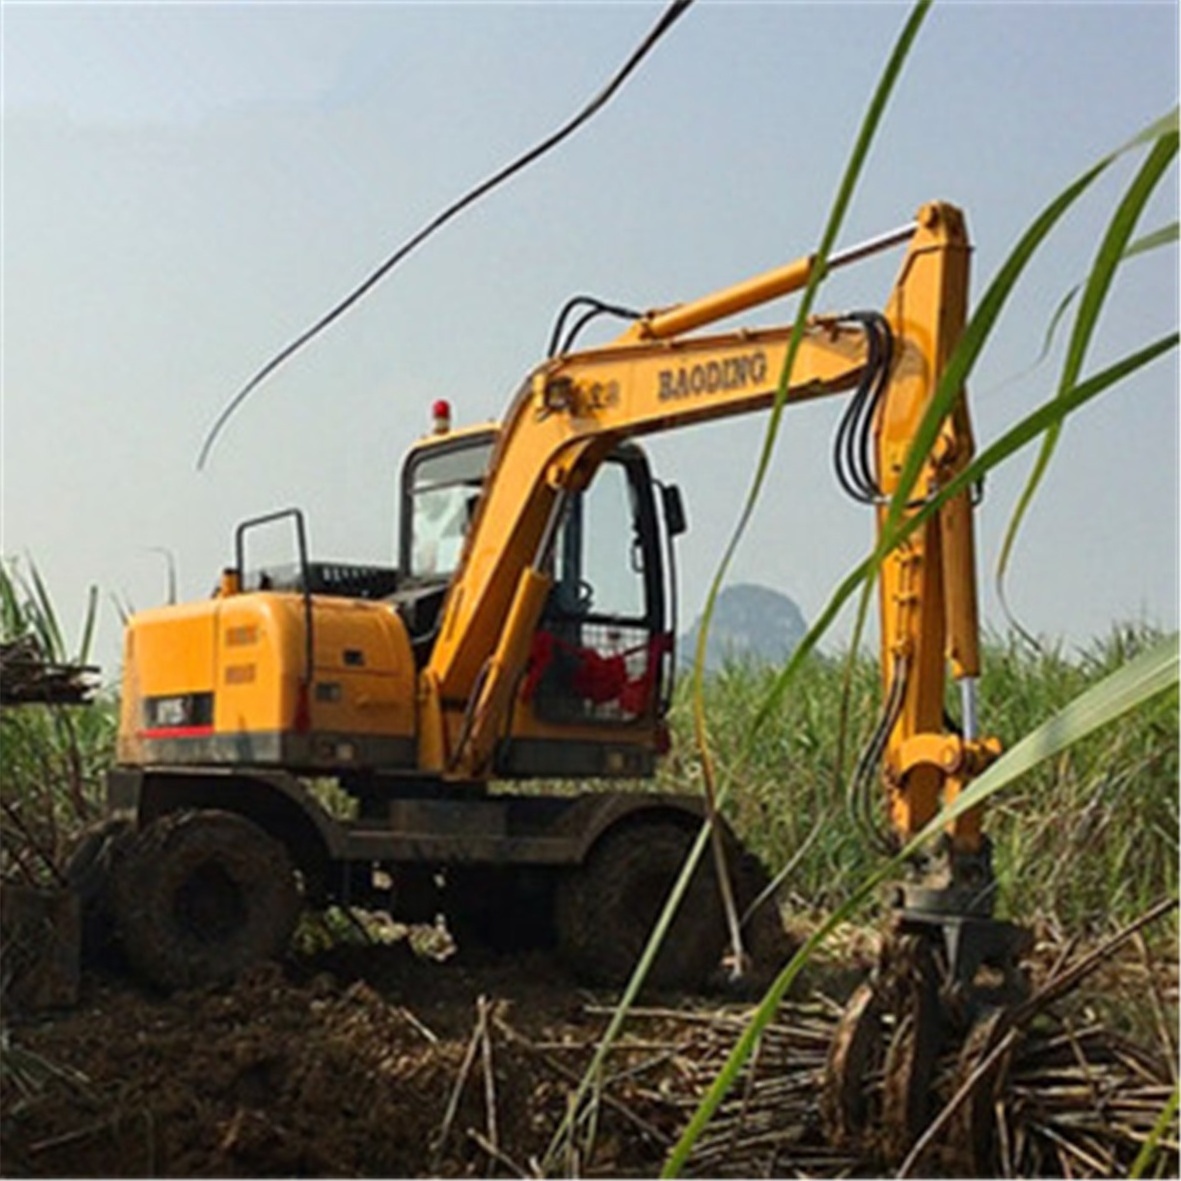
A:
823;845;1033;1172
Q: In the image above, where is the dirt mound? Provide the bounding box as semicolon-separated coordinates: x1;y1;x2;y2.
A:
3;932;852;1179
4;961;458;1176
2;946;695;1178
3;928;1177;1179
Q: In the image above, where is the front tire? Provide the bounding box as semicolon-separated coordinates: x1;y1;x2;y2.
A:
112;810;301;991
555;819;726;991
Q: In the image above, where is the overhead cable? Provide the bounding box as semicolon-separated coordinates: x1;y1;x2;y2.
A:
197;0;696;470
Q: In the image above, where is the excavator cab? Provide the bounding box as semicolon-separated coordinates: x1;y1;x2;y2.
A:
396;420;684;775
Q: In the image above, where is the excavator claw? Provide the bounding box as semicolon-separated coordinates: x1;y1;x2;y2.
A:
823;981;884;1144
880;934;946;1162
946;1006;1020;1175
823;931;946;1159
823;910;1033;1170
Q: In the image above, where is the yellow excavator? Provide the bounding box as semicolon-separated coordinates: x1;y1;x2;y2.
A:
88;199;1028;1163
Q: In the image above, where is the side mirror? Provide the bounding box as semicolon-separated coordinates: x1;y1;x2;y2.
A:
661;484;688;538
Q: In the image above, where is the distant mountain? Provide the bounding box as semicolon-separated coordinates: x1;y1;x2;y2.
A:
678;583;807;672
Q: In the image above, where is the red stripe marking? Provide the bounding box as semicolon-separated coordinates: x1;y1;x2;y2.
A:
139;725;215;740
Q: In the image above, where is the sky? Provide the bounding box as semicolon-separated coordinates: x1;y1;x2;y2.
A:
2;1;1178;683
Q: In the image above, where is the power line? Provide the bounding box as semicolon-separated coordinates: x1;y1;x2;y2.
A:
197;0;696;470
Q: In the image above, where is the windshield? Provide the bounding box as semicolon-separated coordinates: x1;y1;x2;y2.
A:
403;438;494;579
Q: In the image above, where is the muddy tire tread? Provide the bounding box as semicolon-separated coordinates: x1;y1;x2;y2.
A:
112;809;300;991
555;819;726;991
64;812;137;963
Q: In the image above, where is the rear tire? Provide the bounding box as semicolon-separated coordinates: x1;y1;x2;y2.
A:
555;820;726;991
112;810;301;991
64;812;136;965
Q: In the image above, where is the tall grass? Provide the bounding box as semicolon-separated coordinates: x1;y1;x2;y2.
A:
0;560;116;886
662;628;1178;934
980;629;1178;931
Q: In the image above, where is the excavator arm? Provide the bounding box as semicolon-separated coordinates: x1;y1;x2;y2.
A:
423;203;997;872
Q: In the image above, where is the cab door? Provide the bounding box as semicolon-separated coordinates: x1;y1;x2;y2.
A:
522;446;672;732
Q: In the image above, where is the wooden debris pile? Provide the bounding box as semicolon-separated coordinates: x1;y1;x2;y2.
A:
430;985;1175;1177
0;637;98;707
988;1021;1176;1178
432;905;1177;1177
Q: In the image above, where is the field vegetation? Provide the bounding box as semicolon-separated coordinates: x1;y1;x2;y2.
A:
667;627;1178;939
2;547;1174;947
2;561;1175;1177
0;560;114;890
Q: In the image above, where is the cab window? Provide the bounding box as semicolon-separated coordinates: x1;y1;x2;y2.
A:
402;438;493;579
552;459;647;621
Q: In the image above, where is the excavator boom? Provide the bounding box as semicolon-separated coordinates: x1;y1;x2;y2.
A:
426;201;992;858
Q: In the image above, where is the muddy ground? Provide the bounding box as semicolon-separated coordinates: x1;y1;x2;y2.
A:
2;922;1176;1179
0;933;827;1179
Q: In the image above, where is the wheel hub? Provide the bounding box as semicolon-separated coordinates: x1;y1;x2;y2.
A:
174;860;247;943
